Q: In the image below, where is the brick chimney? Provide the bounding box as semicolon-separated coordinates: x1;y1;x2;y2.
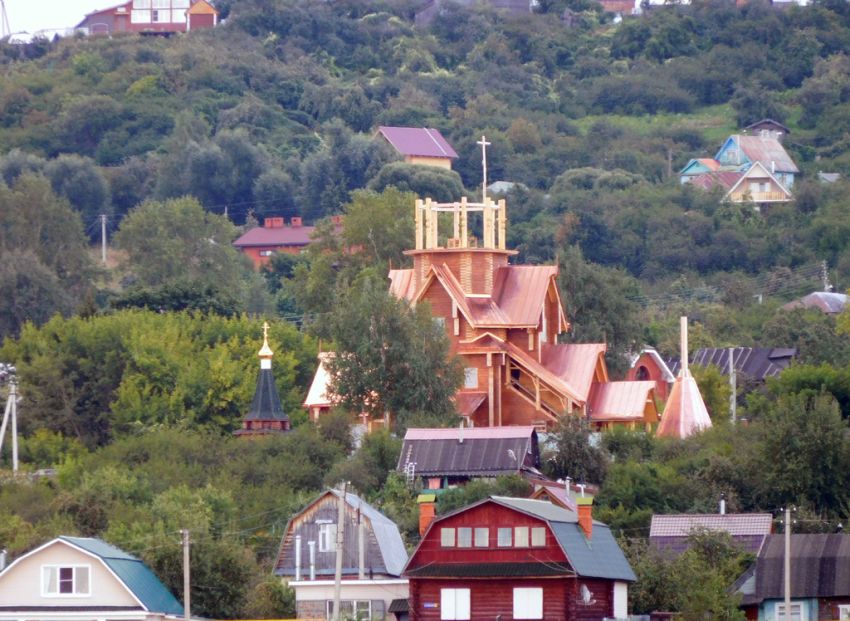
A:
290;216;303;227
577;496;593;539
418;493;436;536
264;217;284;228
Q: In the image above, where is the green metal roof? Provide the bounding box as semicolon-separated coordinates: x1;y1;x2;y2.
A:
60;537;184;616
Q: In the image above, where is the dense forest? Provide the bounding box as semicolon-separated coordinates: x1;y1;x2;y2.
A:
3;0;850;617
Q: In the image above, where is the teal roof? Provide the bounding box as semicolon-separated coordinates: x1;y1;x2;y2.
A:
60;537;184;616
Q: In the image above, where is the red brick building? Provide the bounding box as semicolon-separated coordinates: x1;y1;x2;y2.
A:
404;496;634;621
387;196;658;431
76;0;218;35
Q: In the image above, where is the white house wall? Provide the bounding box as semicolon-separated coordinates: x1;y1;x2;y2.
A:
0;542;138;608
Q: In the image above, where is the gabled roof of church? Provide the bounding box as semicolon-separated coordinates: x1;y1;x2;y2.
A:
392;263;569;331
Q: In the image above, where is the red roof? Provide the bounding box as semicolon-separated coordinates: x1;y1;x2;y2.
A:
388;269;416;301
377;127;458;159
587;381;657;422
455;392;487;417
655;372;712;439
689;171;742;191
233;225;316;248
540;342;606;400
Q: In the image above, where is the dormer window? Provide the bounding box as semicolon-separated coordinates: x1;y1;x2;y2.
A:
42;565;91;596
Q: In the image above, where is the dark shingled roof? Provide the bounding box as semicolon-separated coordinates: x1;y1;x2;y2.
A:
388;599;409;613
244;368;288;422
397;427;540;477
735;534;850;605
666;347;795;381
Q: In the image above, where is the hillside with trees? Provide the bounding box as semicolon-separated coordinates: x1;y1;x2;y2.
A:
2;0;850;617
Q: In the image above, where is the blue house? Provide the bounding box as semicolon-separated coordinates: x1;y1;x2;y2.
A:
714;135;798;190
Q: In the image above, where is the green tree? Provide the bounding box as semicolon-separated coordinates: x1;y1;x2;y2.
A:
327;275;462;430
115;197;262;309
751;392;850;513
543;415;609;484
368;163;464;203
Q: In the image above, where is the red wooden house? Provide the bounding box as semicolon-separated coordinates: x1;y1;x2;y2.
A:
386;196;658;431
234;216;345;269
76;0;218;35
404;496;635;621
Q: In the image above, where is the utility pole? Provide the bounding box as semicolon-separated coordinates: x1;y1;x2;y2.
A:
100;215;108;264
182;529;191;621
728;347;736;424
0;364;19;473
331;481;347;621
783;507;792;621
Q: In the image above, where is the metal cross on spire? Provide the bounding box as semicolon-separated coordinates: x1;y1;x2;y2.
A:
262;321;270;342
477;135;491;203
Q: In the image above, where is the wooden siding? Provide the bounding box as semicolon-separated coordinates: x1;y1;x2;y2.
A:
409;577;571;620
278;495;390;578
414;503;567;567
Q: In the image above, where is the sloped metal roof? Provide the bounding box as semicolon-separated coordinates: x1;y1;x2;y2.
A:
303;352;334;408
666;347;796;380
783;291;849;314
59;537;184;616
747;534;850;601
233;225;316;248
655;373;712;439
540;342;606;401
736;135;799;173
397;427;539;476
332;490;409;577
377;127;458;159
650;513;773;537
388;269;416;301
243;367;288;422
488;498;636;582
492;265;560;326
587;381;657;422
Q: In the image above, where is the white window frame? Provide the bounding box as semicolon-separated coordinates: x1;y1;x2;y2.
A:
434;316;446;329
513;587;543;619
440;588;470;620
838;605;850;621
326;599;371;620
440;527;456;547
41;565;91;597
775;602;805;621
130;9;151;22
457;527;472;548
531;526;546;547
318;522;336;552
497;527;512;547
464;367;478;389
474;527;488;547
259;250;274;257
514;526;529;547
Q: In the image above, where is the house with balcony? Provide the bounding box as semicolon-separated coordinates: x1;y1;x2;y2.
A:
76;0;218;35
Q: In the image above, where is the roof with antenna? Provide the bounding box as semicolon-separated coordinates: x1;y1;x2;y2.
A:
398;426;540;478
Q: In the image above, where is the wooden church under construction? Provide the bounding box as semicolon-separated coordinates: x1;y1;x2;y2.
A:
382;193;659;431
